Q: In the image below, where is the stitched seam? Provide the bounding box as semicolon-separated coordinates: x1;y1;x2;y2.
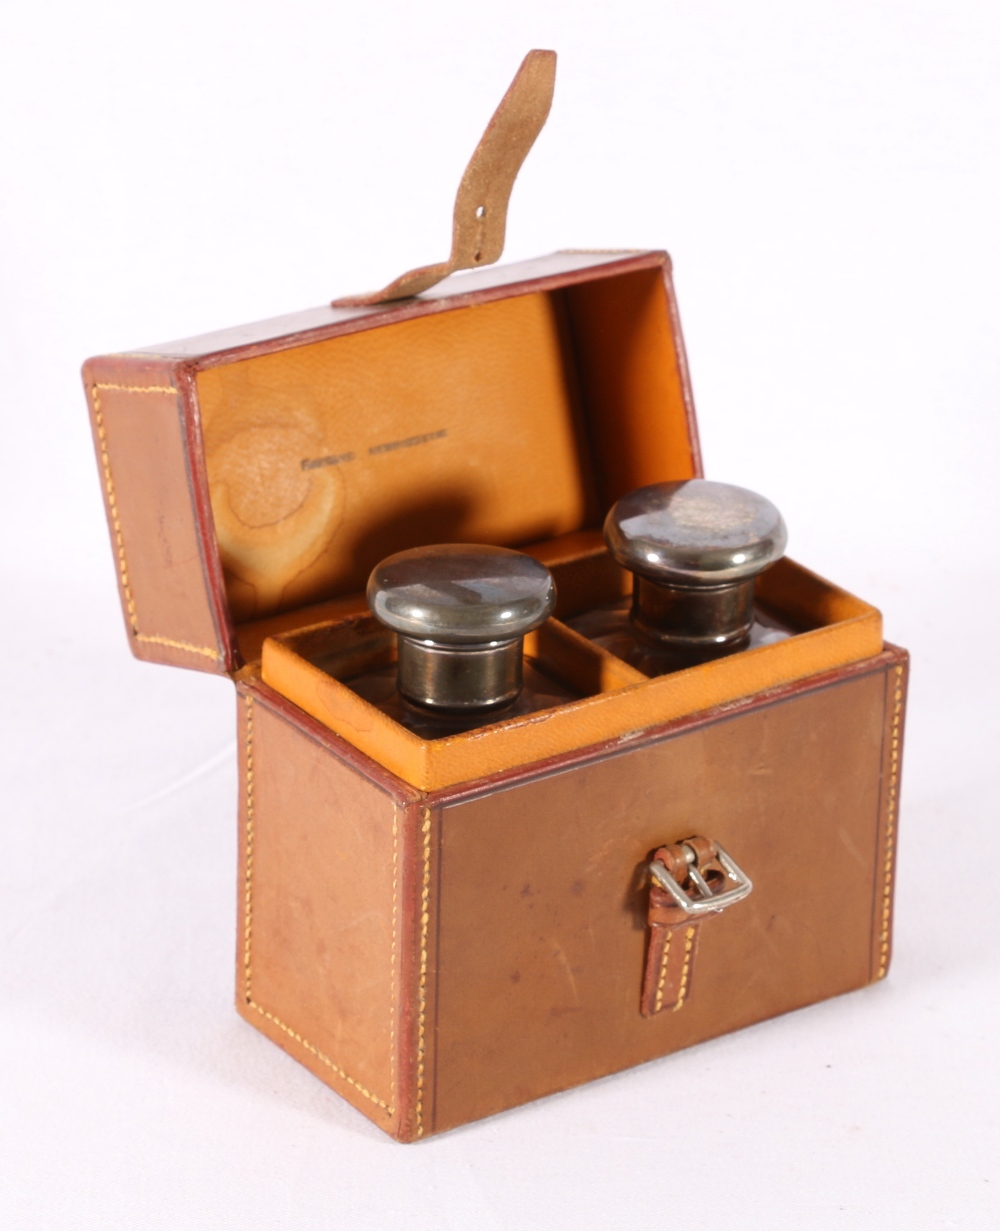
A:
94;382;176;394
877;667;904;978
90;382;221;662
135;633;220;659
243;696;255;1003
242;694;394;1114
672;926;696;1012
92;384;139;635
390;804;399;1100
415;807;432;1138
245;1002;392;1111
654;930;672;1014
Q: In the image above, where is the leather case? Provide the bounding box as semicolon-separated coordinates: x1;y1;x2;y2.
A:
83;53;907;1141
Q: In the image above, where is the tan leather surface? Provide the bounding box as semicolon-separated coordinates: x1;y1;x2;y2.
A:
197;290;598;622
236;648;906;1139
426;653;905;1134
234;685;424;1140
334;50;557;305
260;554;882;791
82;357;228;673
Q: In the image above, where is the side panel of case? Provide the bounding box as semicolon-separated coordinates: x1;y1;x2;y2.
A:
235;684;426;1139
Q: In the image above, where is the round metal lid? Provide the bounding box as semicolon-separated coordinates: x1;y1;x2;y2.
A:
605;479;788;586
367;544;557;645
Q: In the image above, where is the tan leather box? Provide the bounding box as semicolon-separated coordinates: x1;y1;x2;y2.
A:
83;247;907;1141
82;51;906;1143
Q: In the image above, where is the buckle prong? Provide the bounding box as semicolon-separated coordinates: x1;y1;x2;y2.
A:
649;841;753;917
685;861;714;899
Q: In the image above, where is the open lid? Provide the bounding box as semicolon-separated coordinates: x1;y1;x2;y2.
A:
84;250;701;675
82;56;702;676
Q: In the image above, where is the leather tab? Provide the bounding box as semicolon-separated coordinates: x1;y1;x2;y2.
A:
333;50;557;307
640;838;724;1017
641;899;701;1016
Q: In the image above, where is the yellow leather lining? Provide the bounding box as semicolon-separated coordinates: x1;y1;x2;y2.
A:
205;265;696;628
564;268;699;507
261;554;883;792
200;292;598;622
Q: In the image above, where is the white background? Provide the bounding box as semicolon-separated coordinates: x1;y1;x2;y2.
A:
1;1;998;1227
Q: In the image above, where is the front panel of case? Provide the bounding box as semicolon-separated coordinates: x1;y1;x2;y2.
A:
426;655;904;1134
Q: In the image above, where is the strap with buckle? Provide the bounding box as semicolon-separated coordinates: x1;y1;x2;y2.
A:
640;837;753;1017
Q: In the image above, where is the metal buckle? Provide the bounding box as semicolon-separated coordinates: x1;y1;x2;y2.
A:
648;841;753;917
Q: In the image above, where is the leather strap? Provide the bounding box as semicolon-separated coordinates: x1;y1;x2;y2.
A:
333;50;557;307
640;840;723;1017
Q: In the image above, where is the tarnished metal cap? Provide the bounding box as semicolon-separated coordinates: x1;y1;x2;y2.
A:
367;544;557;646
605;480;788;587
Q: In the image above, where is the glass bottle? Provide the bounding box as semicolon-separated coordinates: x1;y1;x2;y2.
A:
345;544;578;739
567;479;795;676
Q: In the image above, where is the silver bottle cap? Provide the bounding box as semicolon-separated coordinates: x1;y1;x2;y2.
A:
367;544;556;713
605;479;787;587
368;544;556;644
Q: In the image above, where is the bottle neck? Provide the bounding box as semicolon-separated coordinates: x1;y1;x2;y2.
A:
396;636;523;713
630;574;756;656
